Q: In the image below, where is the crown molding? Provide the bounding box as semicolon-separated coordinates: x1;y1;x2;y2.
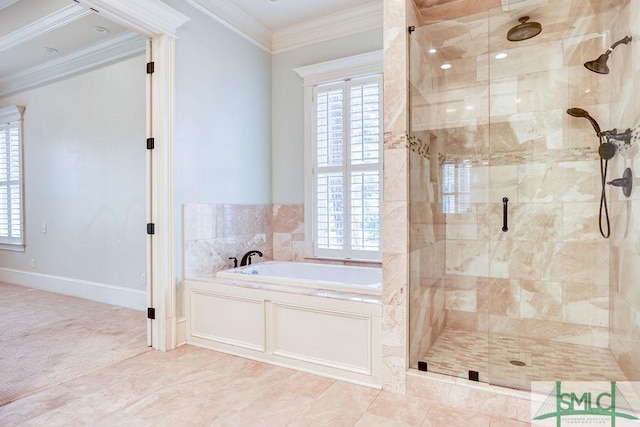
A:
0;31;146;98
0;0;18;13
0;3;90;53
182;0;271;52
272;2;383;54
75;0;189;38
182;0;381;54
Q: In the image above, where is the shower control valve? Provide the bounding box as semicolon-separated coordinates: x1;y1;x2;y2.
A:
607;168;633;198
603;128;632;145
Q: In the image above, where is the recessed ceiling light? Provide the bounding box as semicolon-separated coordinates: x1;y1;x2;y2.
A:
94;26;109;33
429;48;437;54
44;47;58;54
440;63;452;69
495;52;508;59
465;105;474;110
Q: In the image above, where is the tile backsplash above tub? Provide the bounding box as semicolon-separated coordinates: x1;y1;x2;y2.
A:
183;203;305;278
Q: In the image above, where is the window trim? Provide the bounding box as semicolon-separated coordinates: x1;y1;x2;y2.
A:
0;105;25;251
295;51;383;261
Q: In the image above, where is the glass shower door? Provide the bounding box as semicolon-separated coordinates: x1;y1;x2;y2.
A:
408;0;635;390
408;10;491;383
486;0;625;389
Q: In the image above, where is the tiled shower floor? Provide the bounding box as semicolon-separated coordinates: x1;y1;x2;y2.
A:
420;328;628;389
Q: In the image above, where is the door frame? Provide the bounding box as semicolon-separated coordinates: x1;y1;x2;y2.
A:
77;0;189;350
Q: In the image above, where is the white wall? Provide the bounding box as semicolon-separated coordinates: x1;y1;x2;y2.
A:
165;0;272;313
0;55;147;309
271;29;383;204
170;0;272;207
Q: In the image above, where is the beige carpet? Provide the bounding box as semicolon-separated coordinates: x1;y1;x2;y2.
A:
0;282;150;406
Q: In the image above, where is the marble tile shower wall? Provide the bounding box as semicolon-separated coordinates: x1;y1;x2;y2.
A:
409;2;624;352
609;0;640;381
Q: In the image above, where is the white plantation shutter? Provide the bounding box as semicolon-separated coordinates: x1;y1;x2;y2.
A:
442;161;471;214
0;105;24;248
312;75;382;260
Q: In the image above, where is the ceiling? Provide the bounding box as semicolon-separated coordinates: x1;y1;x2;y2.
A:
9;0;619;97
229;0;375;30
0;0;382;96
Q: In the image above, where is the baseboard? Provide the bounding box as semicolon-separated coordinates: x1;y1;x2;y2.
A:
0;268;146;311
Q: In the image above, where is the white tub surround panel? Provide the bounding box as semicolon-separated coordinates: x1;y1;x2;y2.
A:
186;279;382;388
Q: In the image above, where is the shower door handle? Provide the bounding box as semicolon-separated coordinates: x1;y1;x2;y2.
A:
502;197;509;232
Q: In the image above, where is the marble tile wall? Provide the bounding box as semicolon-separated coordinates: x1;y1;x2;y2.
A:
183;204;273;278
272;204;305;262
608;0;640;382
379;0;419;394
184;203;375;281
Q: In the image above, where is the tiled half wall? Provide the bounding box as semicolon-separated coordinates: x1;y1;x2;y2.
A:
183;203;377;279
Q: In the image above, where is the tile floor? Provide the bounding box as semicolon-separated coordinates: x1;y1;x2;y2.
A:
421;328;628;388
0;345;531;426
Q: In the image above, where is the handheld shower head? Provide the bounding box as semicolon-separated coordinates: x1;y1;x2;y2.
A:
584;36;632;75
566;108;602;136
566;108;618;160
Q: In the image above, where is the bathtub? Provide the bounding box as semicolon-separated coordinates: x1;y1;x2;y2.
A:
185;261;383;388
215;261;382;296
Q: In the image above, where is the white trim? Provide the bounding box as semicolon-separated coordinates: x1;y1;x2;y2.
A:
148;35;177;351
301;60;384;261
0;268;147;311
0;4;90;53
67;0;187;351
294;50;383;87
179;0;381;54
75;0;189;38
272;2;383;54
183;0;271;52
0;104;24;124
0;32;146;98
0;0;19;12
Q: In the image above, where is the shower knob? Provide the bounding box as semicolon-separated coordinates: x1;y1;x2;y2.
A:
607;167;633;198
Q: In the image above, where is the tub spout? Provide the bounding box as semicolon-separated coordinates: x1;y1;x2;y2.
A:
240;250;263;266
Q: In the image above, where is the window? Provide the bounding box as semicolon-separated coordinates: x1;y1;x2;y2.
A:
442;161;471;214
295;52;383;261
0;106;25;250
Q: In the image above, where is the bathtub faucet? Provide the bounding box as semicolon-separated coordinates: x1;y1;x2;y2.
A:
240;250;263;266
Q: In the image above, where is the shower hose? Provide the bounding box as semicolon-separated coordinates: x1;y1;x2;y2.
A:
599;135;611;238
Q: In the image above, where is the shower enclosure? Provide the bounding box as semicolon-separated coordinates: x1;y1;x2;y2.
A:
408;0;639;390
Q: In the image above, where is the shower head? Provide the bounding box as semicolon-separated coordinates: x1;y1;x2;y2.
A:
507;16;542;42
566;108;602;136
584;53;611;74
584;36;632;74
